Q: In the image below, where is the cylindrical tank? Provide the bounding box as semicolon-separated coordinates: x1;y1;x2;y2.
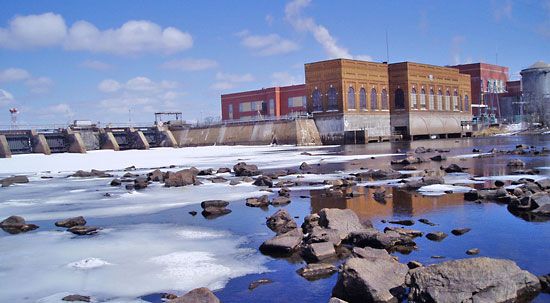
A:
520;61;550;125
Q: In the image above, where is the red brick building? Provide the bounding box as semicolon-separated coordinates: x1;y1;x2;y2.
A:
449;63;509;122
221;84;306;121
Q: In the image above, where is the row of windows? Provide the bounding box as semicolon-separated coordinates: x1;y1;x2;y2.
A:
395;88;470;111
312;87;389;112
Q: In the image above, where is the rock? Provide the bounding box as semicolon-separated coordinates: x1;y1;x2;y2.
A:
124;165;136;171
266;209;297;235
303;242;336;262
270;196;291;206
415;146;427;153
161;293;178;300
248;278;272;290
188;211;197;216
197;168;214;176
147;169;164;182
466;248;480;255
209;176;228;183
300;162;312;170
430;154;447;161
253;175;273;187
0;215;39;234
407;257;541;303
134;177;148;190
110;178;121;186
259;229;303;255
168;287;220;303
233;162;260;177
347;229;416;251
1;175;30;187
357;169;403;180
125;184;134;190
540;274;550;293
305;227;341;246
444;164;464;173
70;169;112;178
421;175;445;185
472;148;480;152
318;208;370;240
62;294;91;302
407;261;423;269
418;218;436;226
426;231;448;241
164;169;198;187
55;216;86;228
229;179;241;186
68;226;99;235
278;187;290;197
451;227;471;236
402;164;417;170
373;189;386;202
507;159;526;167
300;151;312;156
246;195;269;208
201;207;231;218
332;257;408;303
352;247;394;261
388;219;415;226
216;167;231;174
301;213;320;234
531;192;550;215
495;180;505;187
328;298;348;303
297;263;337;280
325;179;344;187
383;226;423;238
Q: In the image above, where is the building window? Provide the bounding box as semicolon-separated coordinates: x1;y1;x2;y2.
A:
445;90;451;111
327;87;338;111
420;88;426;109
437;89;443;111
359;88;367;110
395;88;405;109
312;89;322;112
347;86;356;110
381;89;388;110
453;91;459;111
370;88;378;110
464;95;469;111
429;89;435;110
410;88;417;109
288;96;305;108
269;99;275;116
228;104;233;119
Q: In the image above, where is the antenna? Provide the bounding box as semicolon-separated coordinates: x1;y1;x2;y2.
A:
9;108;18;130
385;29;389;63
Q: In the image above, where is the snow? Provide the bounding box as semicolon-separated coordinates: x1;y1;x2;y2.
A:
473;174;548;182
418;184;474;196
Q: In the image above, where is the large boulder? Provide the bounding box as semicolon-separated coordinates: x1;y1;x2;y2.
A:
201;200;231;218
352;247;395;262
259;228;303;256
70;170;112;178
147;169;164;182
318;208;370;239
302;242;336;262
346;229;416;251
297;263;337;280
332;257;408;303
0;175;29;187
266;209;297;235
55;216;86;228
68;226;99;235
168;287;220;303
0;215;39;234
245;195;269;208
164;169;198;187
302;213;320;234
233;162;260;177
253;175;273;187
305;227;341;246
444;164;464;173
407;257;541;303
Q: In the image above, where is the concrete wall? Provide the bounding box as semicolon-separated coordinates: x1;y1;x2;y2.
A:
172;119;321;147
391;111;472;137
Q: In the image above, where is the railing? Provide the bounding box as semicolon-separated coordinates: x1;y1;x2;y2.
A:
198;112;312;128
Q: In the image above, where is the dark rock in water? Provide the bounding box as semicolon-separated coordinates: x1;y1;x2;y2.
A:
216;167;231;174
188;211;197;216
197;168;214;176
200;200;229;209
303;242;336;262
444;164;464;173
125;184;134;190
494;180;505;187
233;162;260;177
540;274;550;293
229;179;240;186
270;196;291;206
356;169;403;180
1;175;29;187
426;231;447;241
259;229;303;256
62;294;91;302
418;218;437;226
507;159;526;167
388;219;415;226
347;229;416;251
124;166;136;171
300;162;311;170
373;189;386;203
301;213;320;234
253;175;273;187
430;154;447;162
305;227;341;246
248;278;273;290
407;257;541;303
319;208;371;240
209;176;228;183
110;178;121;186
168;287;220;303
472;148;480;152
407;261;423;269
278;187;290;197
509;192;550;216
466;248;480;255
246;195;270;208
161;293;178;300
164;169;198;187
55;216;86;228
451;227;471;236
147;169;164;182
384;226;423;238
266;209;297;234
0;215;39;234
464;190;480;201
134;177;148;190
297;263;337;280
332;257;408;303
201;207;231;218
402;164;417;170
68;226;99;235
300;151;312;156
70;170;112;178
352;247;394;261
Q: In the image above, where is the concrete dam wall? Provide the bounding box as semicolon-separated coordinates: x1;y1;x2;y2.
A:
172;119;321;147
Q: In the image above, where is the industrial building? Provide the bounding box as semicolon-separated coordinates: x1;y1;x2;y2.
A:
520;61;550;126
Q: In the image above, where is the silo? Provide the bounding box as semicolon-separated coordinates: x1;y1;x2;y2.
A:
520;61;550;126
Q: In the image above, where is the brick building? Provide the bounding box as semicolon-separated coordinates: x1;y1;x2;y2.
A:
220;84;306;121
450;63;509;122
497;80;522;123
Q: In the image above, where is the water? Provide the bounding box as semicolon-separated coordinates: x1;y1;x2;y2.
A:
0;135;548;302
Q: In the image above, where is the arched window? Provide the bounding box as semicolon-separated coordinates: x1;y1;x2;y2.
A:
312;89;322;112
453;90;459;111
464;95;469;111
370;88;378;110
429;89;435;110
437;89;443;111
347;86;356;110
359;88;367;110
459;95;463;111
410;88;417;109
420;88;426;109
445;90;451;111
395;88;405;109
327;86;338;111
381;89;388;110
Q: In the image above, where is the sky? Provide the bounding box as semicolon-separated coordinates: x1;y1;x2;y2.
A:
0;0;549;126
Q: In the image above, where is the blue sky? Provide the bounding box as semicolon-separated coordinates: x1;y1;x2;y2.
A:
0;0;548;126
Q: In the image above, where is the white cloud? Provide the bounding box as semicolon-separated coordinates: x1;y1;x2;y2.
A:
43;103;74;117
238;31;299;56
98;79;122;93
161;58;218;71
0;89;15;106
285;0;358;59
80;59;112;71
492;0;513;21
25;77;54;94
0;68;31;82
271;71;303;86
0;67;53;94
0;13;193;55
210;72;255;91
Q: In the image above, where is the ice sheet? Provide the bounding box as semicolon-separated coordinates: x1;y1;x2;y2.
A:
417;184;474;196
